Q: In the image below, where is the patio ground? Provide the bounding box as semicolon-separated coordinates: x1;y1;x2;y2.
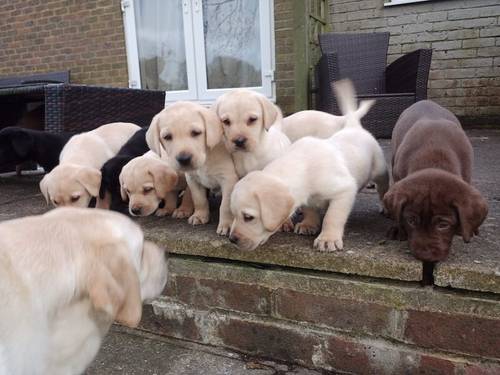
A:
1;129;499;373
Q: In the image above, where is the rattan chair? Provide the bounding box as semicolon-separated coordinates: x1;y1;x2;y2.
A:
315;32;432;138
0;79;165;134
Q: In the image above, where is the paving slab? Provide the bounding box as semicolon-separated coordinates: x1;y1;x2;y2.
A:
85;325;323;375
433;131;500;293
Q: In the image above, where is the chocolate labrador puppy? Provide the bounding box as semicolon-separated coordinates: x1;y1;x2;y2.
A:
0;127;72;173
383;100;488;262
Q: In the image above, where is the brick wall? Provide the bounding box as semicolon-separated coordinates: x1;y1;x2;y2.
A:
274;0;295;115
0;0;128;87
329;0;500;125
140;257;500;374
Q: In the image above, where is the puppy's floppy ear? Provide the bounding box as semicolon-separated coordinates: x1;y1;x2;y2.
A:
146;113;163;155
39;173;52;204
383;184;407;224
255;181;294;232
199;106;223;149
86;247;142;327
76;167;102;198
453;185;488;243
12;130;34;158
119;171;128;202
148;162;178;199
255;94;283;130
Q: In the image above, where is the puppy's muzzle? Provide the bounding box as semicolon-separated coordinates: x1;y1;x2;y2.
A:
232;136;247;150
131;206;142;216
176;152;192;167
228;234;239;244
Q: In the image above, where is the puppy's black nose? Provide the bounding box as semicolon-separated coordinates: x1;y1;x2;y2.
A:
176;153;192;166
229;234;239;244
131;207;142;215
233;137;247;148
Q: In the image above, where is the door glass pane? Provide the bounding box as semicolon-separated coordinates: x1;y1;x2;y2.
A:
203;0;262;89
134;0;188;91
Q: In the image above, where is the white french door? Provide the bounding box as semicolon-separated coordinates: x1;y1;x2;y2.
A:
122;0;275;104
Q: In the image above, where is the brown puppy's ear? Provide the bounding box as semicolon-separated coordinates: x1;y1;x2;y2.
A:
146;113;162;155
255;181;294;232
39;173;51;204
199;106;223;149
148;162;178;199
255;94;283;130
383;184;407;224
86;247;142;327
454;186;488;243
76;167;102;198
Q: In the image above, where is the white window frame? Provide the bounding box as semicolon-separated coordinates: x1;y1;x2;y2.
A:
122;0;276;105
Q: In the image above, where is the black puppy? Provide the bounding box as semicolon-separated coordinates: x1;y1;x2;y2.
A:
99;126;150;212
0;127;72;173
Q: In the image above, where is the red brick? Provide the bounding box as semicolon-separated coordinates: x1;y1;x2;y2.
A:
274;288;392;336
404;310;500;358
138;304;201;342
419;355;456;375
218;318;320;366
172;276;272;315
463;363;500;375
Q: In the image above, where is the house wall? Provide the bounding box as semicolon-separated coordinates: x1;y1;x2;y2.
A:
0;0;129;87
274;0;296;114
328;0;500;125
0;0;296;114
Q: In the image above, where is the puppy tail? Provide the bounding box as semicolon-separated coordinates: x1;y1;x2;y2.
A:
332;79;375;128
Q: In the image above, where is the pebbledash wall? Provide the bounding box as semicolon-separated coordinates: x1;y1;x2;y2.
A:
328;0;500;125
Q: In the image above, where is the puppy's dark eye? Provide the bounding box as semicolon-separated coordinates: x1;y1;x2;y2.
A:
191;130;202;137
248;116;258;125
243;213;254;222
406;215;418;227
71;196;80;203
164;134;172;141
436;221;450;230
53;200;59;206
222;119;231;126
143;186;154;194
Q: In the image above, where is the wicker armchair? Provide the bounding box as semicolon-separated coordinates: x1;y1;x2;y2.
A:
315;32;432;138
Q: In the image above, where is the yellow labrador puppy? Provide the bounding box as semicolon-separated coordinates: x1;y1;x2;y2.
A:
146;101;238;235
214;89;290;178
282;109;372;142
229;80;387;251
0;207;168;375
40;122;140;208
120;151;193;217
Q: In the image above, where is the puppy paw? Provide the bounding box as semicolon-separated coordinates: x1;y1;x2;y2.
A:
280;218;294;232
155;207;174;217
216;221;231;236
188;211;210;226
172;207;194;219
379;204;389;217
313;235;343;252
294;222;320;236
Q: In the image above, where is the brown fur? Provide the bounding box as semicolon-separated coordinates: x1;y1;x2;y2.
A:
384;100;488;262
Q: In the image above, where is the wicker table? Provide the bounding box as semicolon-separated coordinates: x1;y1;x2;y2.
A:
0;83;166;133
